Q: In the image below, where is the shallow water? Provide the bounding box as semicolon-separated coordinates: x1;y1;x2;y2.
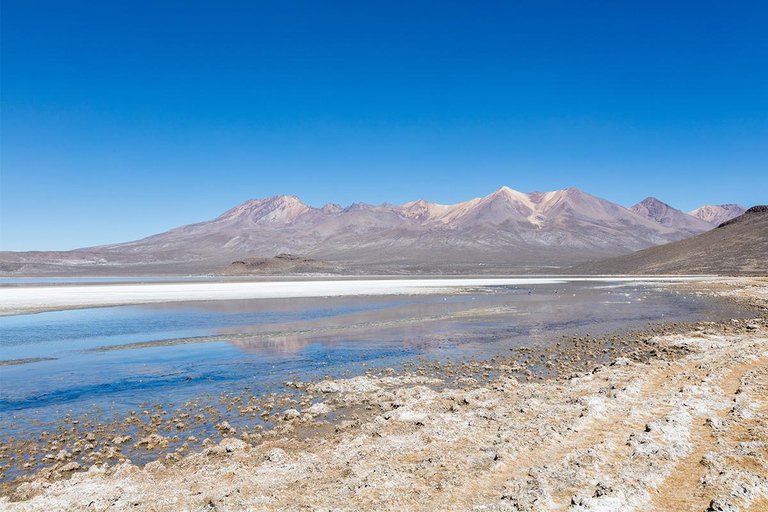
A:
0;280;745;440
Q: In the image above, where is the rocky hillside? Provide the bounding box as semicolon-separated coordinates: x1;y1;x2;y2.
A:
569;206;768;275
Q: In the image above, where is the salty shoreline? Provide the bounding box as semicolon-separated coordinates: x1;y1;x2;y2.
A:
1;277;767;510
0;276;711;316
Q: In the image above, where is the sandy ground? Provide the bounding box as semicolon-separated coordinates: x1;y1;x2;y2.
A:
0;276;709;315
2;278;767;511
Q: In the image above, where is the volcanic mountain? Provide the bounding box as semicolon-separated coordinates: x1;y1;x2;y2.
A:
569;206;768;275
0;187;720;276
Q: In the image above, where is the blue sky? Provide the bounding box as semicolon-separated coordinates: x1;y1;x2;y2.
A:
1;1;766;250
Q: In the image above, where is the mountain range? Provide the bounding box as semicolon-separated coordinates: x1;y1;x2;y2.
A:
0;187;746;276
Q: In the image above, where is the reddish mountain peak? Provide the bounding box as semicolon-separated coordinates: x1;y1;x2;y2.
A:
321;203;342;214
397;199;448;222
689;204;748;225
630;197;711;232
343;202;374;212
542;187;587;199
487;185;528;198
632;196;668;209
402;199;433;208
630;197;672;217
216;195;310;225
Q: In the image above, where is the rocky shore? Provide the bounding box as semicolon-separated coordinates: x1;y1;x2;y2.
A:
2;278;767;511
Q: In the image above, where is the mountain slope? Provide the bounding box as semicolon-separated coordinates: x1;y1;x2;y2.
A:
689;204;747;226
568;206;768;275
0;187;719;276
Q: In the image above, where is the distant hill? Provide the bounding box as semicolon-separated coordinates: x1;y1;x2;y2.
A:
218;254;346;276
568;206;768;275
0;186;723;276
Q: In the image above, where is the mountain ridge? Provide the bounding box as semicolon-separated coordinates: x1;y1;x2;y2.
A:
0;187;731;276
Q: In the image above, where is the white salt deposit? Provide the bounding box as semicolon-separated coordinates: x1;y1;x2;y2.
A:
0;276;709;315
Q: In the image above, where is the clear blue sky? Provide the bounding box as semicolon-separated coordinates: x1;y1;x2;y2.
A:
1;1;766;251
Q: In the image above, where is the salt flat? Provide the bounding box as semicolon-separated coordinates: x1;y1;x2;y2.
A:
0;276;709;315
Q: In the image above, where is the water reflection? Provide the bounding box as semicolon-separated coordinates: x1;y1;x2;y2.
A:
0;281;747;437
